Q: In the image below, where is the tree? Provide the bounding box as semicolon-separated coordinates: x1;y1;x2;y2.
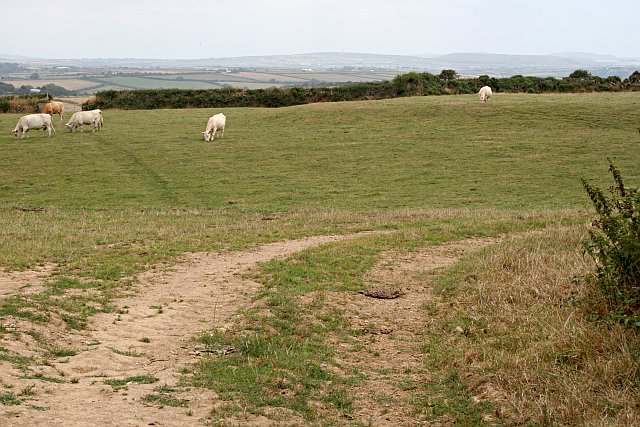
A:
17;85;33;94
568;69;592;79
29;72;40;80
438;69;458;80
38;83;74;96
628;71;640;84
0;81;15;94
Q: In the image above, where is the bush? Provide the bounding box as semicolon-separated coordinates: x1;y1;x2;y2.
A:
582;160;640;327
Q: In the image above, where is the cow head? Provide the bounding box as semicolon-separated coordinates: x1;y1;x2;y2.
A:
12;128;20;139
202;131;212;141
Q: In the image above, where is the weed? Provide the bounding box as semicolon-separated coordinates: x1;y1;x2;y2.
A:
20;373;65;384
0;391;21;405
108;347;143;357
18;385;36;397
48;347;78;358
141;385;189;407
104;375;158;390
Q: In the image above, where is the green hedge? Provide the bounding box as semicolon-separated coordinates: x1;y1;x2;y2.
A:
83;70;640;111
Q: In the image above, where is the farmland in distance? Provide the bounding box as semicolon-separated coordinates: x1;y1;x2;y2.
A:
0;67;400;94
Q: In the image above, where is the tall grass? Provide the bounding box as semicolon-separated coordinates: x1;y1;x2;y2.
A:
424;227;640;425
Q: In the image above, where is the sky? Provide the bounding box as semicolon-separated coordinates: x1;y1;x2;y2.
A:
2;0;639;59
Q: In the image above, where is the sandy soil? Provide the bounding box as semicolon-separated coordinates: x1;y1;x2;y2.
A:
0;264;57;298
1;233;505;426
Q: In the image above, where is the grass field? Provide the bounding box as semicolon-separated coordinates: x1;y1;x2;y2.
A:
1;93;638;212
1;93;640;425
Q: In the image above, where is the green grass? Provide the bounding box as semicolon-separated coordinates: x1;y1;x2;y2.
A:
0;391;21;405
1;93;638;212
104;375;158;390
1;93;639;423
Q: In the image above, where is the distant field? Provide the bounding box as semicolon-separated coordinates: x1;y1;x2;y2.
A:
282;71;399;82
100;76;224;90
1;69;401;93
225;71;309;83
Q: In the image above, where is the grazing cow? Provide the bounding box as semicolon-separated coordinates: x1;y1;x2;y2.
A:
12;113;55;139
65;109;103;133
479;86;493;103
43;101;65;121
202;113;226;141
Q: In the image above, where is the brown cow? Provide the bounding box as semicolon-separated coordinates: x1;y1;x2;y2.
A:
43;101;64;122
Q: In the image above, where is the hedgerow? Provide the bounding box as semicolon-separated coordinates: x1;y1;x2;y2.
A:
82;69;640;111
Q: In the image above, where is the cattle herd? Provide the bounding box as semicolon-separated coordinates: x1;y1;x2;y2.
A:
11;101;104;140
11;87;492;140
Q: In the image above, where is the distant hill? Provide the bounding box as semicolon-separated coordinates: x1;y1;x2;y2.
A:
1;51;638;78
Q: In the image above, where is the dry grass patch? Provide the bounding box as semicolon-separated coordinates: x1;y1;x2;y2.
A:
426;225;640;425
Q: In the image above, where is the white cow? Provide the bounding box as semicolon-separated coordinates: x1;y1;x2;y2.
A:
12;113;55;139
65;109;103;133
202;113;226;141
479;86;493;103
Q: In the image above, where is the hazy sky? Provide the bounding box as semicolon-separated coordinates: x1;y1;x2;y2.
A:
2;0;638;59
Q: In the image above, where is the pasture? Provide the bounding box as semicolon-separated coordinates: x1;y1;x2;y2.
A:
1;93;639;425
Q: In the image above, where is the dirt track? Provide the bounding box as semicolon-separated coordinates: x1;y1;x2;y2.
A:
1;234;376;426
1;232;505;426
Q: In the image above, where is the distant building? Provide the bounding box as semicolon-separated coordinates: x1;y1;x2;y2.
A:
30;88;41;94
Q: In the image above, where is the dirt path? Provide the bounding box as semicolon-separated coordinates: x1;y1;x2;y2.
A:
55;96;91;114
325;236;505;426
2;233;375;427
1;232;511;426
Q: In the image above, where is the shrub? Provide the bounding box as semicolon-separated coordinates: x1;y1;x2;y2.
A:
582;160;640;327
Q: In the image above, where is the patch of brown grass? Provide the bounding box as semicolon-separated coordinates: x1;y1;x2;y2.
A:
431;226;640;425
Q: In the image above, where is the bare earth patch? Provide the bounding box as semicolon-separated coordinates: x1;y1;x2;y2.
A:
0;234;373;426
0;264;57;299
1;233;509;426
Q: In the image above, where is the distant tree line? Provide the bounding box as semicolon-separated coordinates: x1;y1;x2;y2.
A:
81;69;640;111
0;81;76;96
0;81;79;113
